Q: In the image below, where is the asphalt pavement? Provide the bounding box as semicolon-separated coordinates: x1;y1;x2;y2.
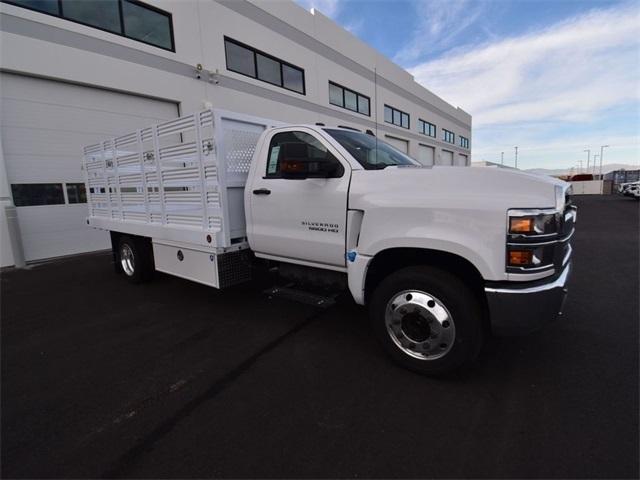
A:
1;194;638;478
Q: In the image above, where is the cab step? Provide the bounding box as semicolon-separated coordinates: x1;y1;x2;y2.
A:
264;285;338;309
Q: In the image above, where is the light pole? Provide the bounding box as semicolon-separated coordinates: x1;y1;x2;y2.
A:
514;146;518;169
501;151;504;165
583;149;590;173
599;145;609;194
599;145;609;178
592;155;599;175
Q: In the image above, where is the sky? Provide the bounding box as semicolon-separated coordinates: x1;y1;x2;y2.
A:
295;0;640;170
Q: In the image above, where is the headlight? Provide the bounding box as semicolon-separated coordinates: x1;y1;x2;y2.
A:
506;208;561;272
508;210;559;236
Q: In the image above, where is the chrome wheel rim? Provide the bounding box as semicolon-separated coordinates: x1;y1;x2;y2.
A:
385;290;455;360
120;243;135;276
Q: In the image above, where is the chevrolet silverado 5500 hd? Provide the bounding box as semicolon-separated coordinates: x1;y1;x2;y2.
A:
84;109;576;374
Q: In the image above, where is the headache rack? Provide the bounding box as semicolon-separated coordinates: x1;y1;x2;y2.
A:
83;109;281;251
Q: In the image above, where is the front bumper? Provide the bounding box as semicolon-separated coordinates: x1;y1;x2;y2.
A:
484;262;571;336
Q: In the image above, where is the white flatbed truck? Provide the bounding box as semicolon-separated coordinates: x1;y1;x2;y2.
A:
84;109;576;374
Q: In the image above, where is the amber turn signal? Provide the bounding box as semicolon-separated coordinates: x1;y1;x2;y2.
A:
509;250;533;266
509;217;535;234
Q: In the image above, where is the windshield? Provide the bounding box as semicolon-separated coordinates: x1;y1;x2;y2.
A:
324;129;419;170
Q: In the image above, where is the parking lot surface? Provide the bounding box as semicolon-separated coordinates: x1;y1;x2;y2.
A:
1;195;638;478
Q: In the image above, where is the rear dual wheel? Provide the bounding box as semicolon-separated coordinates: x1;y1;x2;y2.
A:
370;266;483;375
116;236;154;284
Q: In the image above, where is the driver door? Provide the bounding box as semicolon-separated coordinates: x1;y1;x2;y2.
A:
248;129;350;268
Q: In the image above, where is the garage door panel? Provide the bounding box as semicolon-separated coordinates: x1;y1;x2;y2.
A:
2;97;173;133
456;154;468;166
2;154;82;184
418;144;435;166
1;74;174;117
16;206;109;261
439;150;454;166
385;135;409;154
4;126;132;158
1;73;178;262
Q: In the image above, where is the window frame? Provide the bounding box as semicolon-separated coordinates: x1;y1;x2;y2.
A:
443;129;456;144
459;136;469;149
384;104;410;129
65;182;88;204
328;81;371;117
418;119;437;138
2;0;175;52
224;36;306;95
264;130;344;179
11;182;66;207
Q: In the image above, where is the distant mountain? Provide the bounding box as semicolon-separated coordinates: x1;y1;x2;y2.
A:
525;164;639;177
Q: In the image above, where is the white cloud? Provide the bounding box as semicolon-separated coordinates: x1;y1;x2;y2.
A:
409;3;640;127
394;0;485;65
343;18;364;36
295;0;341;18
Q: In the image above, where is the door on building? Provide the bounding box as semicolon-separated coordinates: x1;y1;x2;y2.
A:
439;149;454;166
456;153;468;166
0;73;179;263
384;135;409;154
418;144;435;166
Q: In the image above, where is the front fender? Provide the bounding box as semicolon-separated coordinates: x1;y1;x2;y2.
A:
363;236;497;280
355;207;507;281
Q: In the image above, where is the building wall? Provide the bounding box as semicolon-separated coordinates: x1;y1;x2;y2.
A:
0;0;472;265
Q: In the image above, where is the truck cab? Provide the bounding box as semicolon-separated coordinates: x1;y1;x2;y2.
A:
244;125;575;373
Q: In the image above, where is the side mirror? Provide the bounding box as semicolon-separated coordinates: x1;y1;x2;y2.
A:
280;142;342;179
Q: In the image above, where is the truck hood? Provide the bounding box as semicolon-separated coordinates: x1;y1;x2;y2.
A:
349;165;565;212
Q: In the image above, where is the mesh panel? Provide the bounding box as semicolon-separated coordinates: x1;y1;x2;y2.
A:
224;128;261;174
217;249;252;288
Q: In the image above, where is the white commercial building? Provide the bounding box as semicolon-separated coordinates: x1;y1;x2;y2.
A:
0;0;472;267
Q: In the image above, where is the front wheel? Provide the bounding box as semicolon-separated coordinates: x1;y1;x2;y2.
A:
370;266;484;375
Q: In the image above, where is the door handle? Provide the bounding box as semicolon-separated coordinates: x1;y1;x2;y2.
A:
252;188;271;195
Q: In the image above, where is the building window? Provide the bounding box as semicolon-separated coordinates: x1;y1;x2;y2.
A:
460;136;469;149
122;0;174;51
443;129;455;144
7;0;59;14
66;183;87;204
328;82;370;116
2;0;175;51
11;183;65;207
418;119;436;138
224;37;305;95
384;105;410;129
62;0;121;34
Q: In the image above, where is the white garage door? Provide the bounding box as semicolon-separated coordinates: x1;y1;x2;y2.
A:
385;135;409;154
1;73;179;262
456;153;468;166
418;144;435;166
439;149;454;166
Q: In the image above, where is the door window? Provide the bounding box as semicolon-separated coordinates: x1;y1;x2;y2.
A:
265;131;343;179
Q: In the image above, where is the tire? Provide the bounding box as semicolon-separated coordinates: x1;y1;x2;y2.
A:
117;235;154;284
370;266;483;375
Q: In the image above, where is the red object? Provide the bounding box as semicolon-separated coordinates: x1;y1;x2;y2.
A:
570;174;594;181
